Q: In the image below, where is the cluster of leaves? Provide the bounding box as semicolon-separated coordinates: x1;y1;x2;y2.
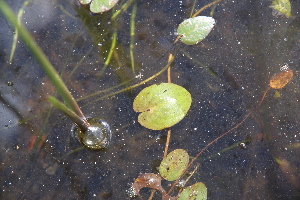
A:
76;0;294;199
129;13;215;199
2;0;295;199
129;8;294;200
129;149;207;200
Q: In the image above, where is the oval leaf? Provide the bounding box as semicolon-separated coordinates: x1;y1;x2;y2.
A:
269;68;293;89
177;16;215;45
159;149;189;181
133;83;192;130
90;0;119;13
178;182;207;200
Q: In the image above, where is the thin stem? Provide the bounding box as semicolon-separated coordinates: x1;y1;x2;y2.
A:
167;54;173;83
189;0;198;18
67;46;94;83
130;2;137;74
111;0;136;20
0;1;87;122
76;77;135;101
97;30;118;78
167;86;271;195
83;53;176;107
163;128;171;158
9;0;30;63
48;96;89;132
192;0;224;18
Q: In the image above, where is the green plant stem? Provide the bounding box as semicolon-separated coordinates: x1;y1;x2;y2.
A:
191;0;224;17
76;77;135;101
167;87;270;195
111;0;135;20
67;46;94;83
130;2;137;74
0;1;87;122
9;0;30;63
48;96;89;132
97;30;117;78
83;54;176;108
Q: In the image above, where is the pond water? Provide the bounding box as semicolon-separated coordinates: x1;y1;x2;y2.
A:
1;0;300;199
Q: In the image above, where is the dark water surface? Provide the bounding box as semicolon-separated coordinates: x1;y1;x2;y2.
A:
1;0;300;199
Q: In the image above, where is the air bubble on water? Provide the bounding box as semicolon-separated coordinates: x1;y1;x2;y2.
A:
72;118;111;150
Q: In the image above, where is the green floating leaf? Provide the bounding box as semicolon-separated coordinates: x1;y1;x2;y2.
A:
177;16;215;45
159;149;189;181
270;0;291;18
133;83;192;130
79;0;92;4
178;182;207;200
78;0;119;13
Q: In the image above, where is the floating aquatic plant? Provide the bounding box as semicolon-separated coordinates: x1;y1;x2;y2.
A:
79;0;119;13
133;83;192;130
177;16;215;45
178;182;207;200
270;0;292;18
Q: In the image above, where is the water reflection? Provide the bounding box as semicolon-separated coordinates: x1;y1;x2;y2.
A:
1;0;300;199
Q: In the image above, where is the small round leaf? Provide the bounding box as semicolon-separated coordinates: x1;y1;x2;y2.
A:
178;182;207;200
133;83;192;130
159;149;189;181
177;16;215;45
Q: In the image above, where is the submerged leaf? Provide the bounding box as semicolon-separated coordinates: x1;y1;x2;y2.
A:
177;16;215;45
90;0;119;13
159;149;189;181
131;173;165;196
178;182;207;200
133;83;192;130
78;0;119;13
270;0;291;18
269;68;293;89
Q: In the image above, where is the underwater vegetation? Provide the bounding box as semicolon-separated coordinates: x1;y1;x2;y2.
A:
0;0;299;199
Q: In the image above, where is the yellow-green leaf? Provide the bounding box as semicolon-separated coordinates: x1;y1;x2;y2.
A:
133;83;192;130
78;0;119;13
270;0;292;18
159;149;189;181
178;182;207;200
177;16;215;45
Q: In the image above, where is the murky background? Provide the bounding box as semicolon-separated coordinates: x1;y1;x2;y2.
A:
1;0;300;199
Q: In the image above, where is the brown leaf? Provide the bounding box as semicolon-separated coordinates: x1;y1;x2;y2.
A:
270;69;293;89
132;173;165;195
131;173;177;199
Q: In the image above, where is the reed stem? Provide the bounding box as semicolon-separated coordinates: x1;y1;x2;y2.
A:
0;0;89;131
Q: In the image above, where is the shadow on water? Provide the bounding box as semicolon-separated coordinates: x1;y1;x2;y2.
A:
1;0;300;199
